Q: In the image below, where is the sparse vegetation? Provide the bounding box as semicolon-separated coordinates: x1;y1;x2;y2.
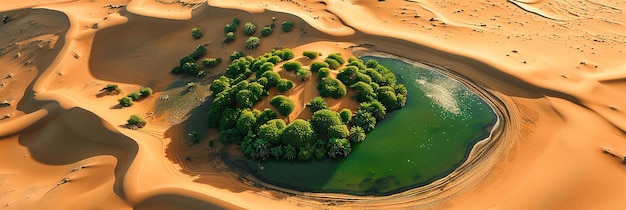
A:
281;21;293;32
101;84;120;94
260;26;272;37
246;37;260;49
243;22;256;35
303;51;320;59
191;27;203;39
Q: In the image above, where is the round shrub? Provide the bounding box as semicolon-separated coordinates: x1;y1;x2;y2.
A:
225;32;236;43
182;62;200;76
246;36;260;49
270;95;295;116
232;18;240;26
258;119;286;145
282;61;302;72
324;58;341;70
302;51;320;59
119;97;133;107
260;26;272;37
296;69;311;81
266;55;282;64
306;97;328;112
229;51;245;61
276;79;293;92
327;53;345;64
202;58;222;68
191;27;203;39
127;92;141;101
328;124;349;139
280;119;315;147
102;84;119;92
281;21;294;32
339;108;352;124
280;49;295;60
236;109;256;134
261;70;281;87
191;45;207;59
317;68;331;80
127;115;147;128
310;109;343;135
236;89;254;108
317;77;347;99
243;22;256;35
224;23;237;33
310;61;329;72
140;87;153;97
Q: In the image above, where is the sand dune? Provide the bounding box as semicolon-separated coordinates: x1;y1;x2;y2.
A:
1;0;626;209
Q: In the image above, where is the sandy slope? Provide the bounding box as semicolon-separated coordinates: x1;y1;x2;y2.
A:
1;0;626;209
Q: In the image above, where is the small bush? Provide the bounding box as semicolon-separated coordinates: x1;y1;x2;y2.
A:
327;53;345;64
224;23;237;33
302;51;320;59
317;68;331;80
328;124;349;139
190;45;207;59
2;15;10;24
310;62;329;72
127;92;141;101
282;61;302;72
225;32;236;43
102;84;119;92
306;96;328;112
191;27;203;39
140;87;153;97
260;26;272;37
119;97;133;107
310;109;343;135
296;69;311;81
171;66;182;74
261;70;281;87
270;95;295;116
339;108;352;124
324;58;341;70
277;79;294;92
280;49;295;60
317;77;347;99
127;115;147;128
202;58;222;68
232;18;240;26
281;21;293;32
244;22;256;35
229;51;245;61
266;55;282;64
246;36;260;49
181;62;200;76
349;126;366;143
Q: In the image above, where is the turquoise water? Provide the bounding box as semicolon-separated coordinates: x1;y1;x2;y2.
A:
239;56;496;195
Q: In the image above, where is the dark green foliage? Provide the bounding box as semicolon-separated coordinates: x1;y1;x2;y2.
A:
207;108;222;128
309;62;329;72
202;58;222;68
282;61;302;72
191;45;207;59
260;26;272;37
256;62;275;78
317;77;347;99
212;90;235;110
310;109;343;135
225;32;236;43
219;108;242;131
210;76;231;94
243;22;256;35
258;119;286;145
127;115;147;128
363;68;385;84
119;97;133;107
224;23;237;33
353;110;376;132
280;119;315;147
339;108;352;124
350;81;377;102
377;86;401;110
349;126;366;143
2;15;10;24
283;145;297;159
180;56;195;66
281;21;294;32
261;70;280;87
317;68;331;80
395;84;408;95
328;124;349;139
279;49;295;60
236;109;257;134
277;79;293;92
102;84;119;92
246;36;260;49
296;69;312;81
139;87;152;97
127;92;141;101
266;55;282;64
271;146;284;159
306;96;328;112
219;128;242;144
232;18;240;26
256;109;278;128
327;138;351;158
270;95;295;116
191;27;203;39
229;51;245;61
182;62;200;76
298;146;313;161
358;101;387;121
236;89;255;108
302;51;320;59
326;53;345;64
324;58;341;70
337;66;371;86
171;66;182;74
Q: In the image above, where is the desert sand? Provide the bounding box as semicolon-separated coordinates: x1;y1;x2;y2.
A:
1;0;626;209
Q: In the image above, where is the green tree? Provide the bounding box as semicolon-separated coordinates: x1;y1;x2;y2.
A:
349;126;366;143
256;109;277;128
280;49;295;60
306;96;328;112
281;21;293;32
353;110;376;132
229;51;245;61
276;79;293;92
191;27;203;39
207;108;223;128
302;51;320;59
236;89;255;108
270;146;284;159
127;92;141;101
225;32;236;43
280;119;315;147
324;58;341;70
191;45;207;59
202;58;222;68
261;70;281;87
317;68;331;80
327;53;345;64
317;77;347;99
139;87;152;97
101;84;119;92
282;61;302;72
119;97;133;107
260;26;272;37
258;119;286;145
127;115;147;128
358;100;387;121
296;69;311;81
339;108;352;124
270;95;295;116
350;81;377;102
327;124;349;139
224;23;237;33
310;109;343;135
219;108;242;131
210;76;231;94
246;36;260;49
310;62;329;72
236;109;257;134
327;138;351;158
243;22;256;35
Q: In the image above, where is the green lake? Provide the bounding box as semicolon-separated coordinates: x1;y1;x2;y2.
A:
236;56;497;195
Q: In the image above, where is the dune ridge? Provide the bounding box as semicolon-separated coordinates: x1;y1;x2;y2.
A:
1;0;625;209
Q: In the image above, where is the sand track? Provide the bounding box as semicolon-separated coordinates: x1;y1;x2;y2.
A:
1;0;626;209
